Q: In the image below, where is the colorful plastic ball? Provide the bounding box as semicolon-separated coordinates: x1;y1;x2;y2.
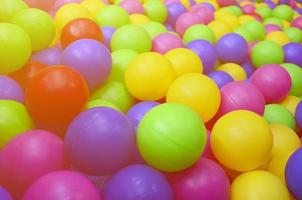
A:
251;64;291;103
265;31;290;46
0;76;23;103
272;4;293;21
279;95;301;115
81;0;105;17
175;12;204;36
0;0;28;22
211;110;273;172
143;0;167;23
53;0;84;12
217;63;247;81
141;21;168;38
104;164;172;200
183;24;215;44
208;20;232;40
32;47;62;66
232;170;290;200
284;27;302;43
96;5;129;28
265;24;282;34
264;104;295;129
291;16;302;30
0;130;67;198
101;26;116;49
217;13;240;30
207;71;233;89
187;40;217;73
281;63;302;96
62;39;112;90
24;0;56;11
120;0;144;14
0;23;31;74
256;6;272;19
267;152;293;184
242;61;255;77
138;103;206;172
111;24;151;53
0;187;12;200
129;13;150;25
234;26;254;43
23;171;101;200
125;52;175;100
86;99;120;111
283;43;302;67
152;33;184;54
296;102;302;128
264;17;284;29
242;20;266;40
190;5;214;24
166;2;186;25
168;158;230;200
167;73;221;122
165;48;203;77
251;41;284;67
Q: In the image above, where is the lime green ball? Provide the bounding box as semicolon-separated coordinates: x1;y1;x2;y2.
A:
256;6;272;19
141;21;167;38
111;24;152;53
263;17;284;29
183;24;215;44
143;0;167;23
0;0;27;22
108;49;138;82
10;8;55;51
251;41;284;68
264;104;295;130
137;103;206;172
281;63;302;97
234;26;255;43
91;81;134;112
86;99;120;111
0;23;31;74
243;20;266;40
0;100;33;148
225;6;243;16
272;4;294;21
96;5;129;28
284;27;302;43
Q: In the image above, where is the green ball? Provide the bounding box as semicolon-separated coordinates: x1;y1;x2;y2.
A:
272;4;293;21
281;63;302;97
0;0;27;22
141;21;167;38
137;103;206;172
111;24;151;53
86;99;120;111
234;26;255;43
225;6;243;16
264;104;295;130
263;17;284;29
284;27;302;43
251;41;284;68
183;24;215;44
256;6;272;19
242;20;266;40
108;49;138;82
96;5;129;28
143;0;167;23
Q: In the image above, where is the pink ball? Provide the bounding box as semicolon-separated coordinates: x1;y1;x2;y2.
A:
168;158;230;200
242;5;255;14
152;33;185;54
23;171;101;200
265;24;282;34
251;64;292;103
218;82;265;116
164;0;180;4
202;130;216;160
120;0;144;14
0;130;67;199
217;0;237;6
53;0;83;12
175;12;205;36
189;6;214;24
292;16;302;30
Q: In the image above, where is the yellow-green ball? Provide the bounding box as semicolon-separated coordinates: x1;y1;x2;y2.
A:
0;0;27;22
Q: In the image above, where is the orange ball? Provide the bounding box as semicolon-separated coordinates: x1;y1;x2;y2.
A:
61;18;103;48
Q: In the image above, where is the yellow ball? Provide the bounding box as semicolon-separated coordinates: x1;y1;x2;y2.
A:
267;152;292;183
266;31;290;46
165;48;203;77
231;170;291;200
208;20;232;40
166;73;221;122
211;110;273;172
238;15;254;25
217;63;247;81
280;95;301;115
125;52;175;101
215;9;232;19
0;0;28;22
129;14;150;25
217;13;240;30
81;0;105;18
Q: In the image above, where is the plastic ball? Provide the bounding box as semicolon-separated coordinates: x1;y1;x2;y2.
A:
251;41;284;67
207;71;234;89
32;47;62;66
23;171;101;200
168;158;230;200
211;110;273;172
104;164;173;200
138;103;206;172
167;73;221;122
0;187;12;200
81;0;105;17
283;43;302;67
96;5;129;28
264;17;284;29
238;15;255;25
217;63;247;81
0;130;67;198
234;26;254;43
0;76;23;103
53;0;84;12
251;64;291;103
175;12;204;36
265;24;282;34
111;24;152;53
296;102;302;128
165;48;203;77
189;5;215;24
265;31;290;46
86;99;120;111
284;27;302;43
166;2;186;26
217;13;240;30
125;52;175;101
208;20;232;40
267;152;292;183
120;0;144;15
101;26;116;49
231;170;290;200
62;39;112;90
279;95;301;115
291;16;302;30
129;13;150;25
152;33;184;54
256;6;272;19
183;24;215;44
187;39;217;73
242;20;266;40
272;4;293;21
141;21;168;38
281;63;302;96
242;61;255;77
0;0;28;22
263;104;295;129
143;0;167;23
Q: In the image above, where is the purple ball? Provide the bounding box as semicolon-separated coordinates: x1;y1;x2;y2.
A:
295;8;302;15
286;148;302;200
296;101;302;128
104;164;173;200
0;187;12;200
0;76;24;103
283;43;302;67
187;39;217;73
62;39;112;90
264;0;276;8
216;33;248;64
32;47;62;66
278;0;289;4
207;71;233;89
166;2;187;26
101;26;116;49
64;107;136;176
242;61;255;77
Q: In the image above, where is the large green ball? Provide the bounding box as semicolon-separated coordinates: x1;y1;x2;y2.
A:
264;104;295;130
183;24;215;44
243;20;266;41
143;0;167;23
96;5;129;28
141;21;167;38
284;27;302;43
281;63;302;97
256;6;272;19
272;4;294;21
263;17;284;29
234;26;255;43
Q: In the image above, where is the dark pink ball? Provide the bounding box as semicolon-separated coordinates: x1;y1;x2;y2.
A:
292;16;302;30
175;12;205;36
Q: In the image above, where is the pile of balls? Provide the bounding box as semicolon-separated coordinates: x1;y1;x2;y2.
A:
0;0;302;199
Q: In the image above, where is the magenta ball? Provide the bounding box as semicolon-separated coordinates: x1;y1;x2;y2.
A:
202;130;215;160
101;26;116;49
0;187;12;200
296;102;302;129
292;16;302;30
32;47;62;66
207;71;233;89
152;33;185;54
62;39;112;90
283;43;302;67
175;12;205;36
242;4;255;14
217;0;237;6
189;6;214;24
166;2;187;26
120;0;144;14
0;130;67;199
0;76;24;103
251;64;292;103
104;164;173;200
265;24;282;34
64;107;136;176
168;158;230;200
23;171;101;200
